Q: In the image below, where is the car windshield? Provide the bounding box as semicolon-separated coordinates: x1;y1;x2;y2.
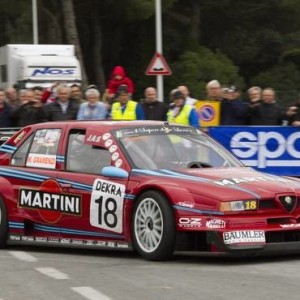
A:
116;126;243;170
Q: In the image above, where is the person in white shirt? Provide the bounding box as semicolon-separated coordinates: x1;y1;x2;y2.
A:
77;88;108;120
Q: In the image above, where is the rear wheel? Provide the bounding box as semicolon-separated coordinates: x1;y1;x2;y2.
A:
0;197;8;248
132;191;175;261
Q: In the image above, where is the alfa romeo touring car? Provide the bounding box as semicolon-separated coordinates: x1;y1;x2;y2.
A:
1;120;300;260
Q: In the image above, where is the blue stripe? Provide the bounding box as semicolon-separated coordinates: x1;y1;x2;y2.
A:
9;221;25;228
34;224;123;239
0;145;17;150
0;167;135;199
173;205;224;215
0;149;14;154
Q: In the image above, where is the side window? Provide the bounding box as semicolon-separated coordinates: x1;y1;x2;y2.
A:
11;134;34;166
66;130;111;174
11;128;61;169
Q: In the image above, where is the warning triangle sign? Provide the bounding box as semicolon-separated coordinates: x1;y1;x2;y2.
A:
145;52;172;75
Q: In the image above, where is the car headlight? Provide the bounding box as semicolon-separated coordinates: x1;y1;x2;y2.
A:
220;200;257;212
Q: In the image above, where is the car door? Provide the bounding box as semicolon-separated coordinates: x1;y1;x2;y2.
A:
57;128;130;246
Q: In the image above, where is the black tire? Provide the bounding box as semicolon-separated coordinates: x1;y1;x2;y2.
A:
132;190;176;261
0;197;8;248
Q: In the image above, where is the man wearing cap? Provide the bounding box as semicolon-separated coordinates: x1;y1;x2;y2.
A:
220;85;247;125
111;85;144;120
167;90;199;128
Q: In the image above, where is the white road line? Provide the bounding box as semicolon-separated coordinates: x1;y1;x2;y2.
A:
71;287;111;300
35;267;69;280
8;251;37;262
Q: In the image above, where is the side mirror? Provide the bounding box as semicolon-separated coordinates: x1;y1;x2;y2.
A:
101;166;128;179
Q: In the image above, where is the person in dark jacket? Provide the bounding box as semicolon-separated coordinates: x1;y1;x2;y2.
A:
43;84;79;121
10;88;47;127
247;87;286;125
0;88;12;127
142;87;168;121
220;85;247;125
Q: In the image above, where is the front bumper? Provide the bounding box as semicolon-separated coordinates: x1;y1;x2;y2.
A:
207;230;300;255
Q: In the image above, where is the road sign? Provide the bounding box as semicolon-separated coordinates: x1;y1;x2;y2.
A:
145;52;172;75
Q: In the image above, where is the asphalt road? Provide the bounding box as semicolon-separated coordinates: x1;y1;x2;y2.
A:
1;246;300;300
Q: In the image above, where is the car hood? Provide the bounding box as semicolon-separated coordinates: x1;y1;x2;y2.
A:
132;167;300;201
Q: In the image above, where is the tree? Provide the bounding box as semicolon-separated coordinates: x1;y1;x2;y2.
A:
166;47;243;99
61;0;88;87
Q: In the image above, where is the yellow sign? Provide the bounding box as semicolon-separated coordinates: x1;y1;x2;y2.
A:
195;100;221;127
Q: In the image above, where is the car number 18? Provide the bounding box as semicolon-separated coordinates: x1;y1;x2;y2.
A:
90;179;125;233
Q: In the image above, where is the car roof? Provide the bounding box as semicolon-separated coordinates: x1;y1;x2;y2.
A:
27;120;180;130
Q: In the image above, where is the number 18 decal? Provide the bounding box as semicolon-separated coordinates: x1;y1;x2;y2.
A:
90;179;125;233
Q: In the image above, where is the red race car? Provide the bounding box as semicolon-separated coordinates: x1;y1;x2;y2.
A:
1;120;300;260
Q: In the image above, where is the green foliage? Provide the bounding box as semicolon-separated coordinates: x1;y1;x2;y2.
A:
166;47;243;99
3;0;300;102
251;62;300;105
0;0;32;45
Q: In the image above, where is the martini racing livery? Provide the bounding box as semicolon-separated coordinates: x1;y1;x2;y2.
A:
1;121;300;260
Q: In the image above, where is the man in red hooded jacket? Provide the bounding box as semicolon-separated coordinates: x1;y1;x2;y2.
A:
107;66;134;99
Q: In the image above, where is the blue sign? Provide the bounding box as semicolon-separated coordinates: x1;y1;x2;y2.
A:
208;126;300;176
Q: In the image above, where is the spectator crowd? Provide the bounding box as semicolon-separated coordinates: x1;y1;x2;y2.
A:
0;65;300;129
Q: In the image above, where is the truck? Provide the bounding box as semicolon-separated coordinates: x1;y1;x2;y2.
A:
0;44;82;89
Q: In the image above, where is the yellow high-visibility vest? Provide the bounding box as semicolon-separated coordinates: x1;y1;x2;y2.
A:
167;104;192;125
111;100;137;120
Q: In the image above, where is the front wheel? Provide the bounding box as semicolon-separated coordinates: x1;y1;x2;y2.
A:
0;197;8;248
132;191;176;261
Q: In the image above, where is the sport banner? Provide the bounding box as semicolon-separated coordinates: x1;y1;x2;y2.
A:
195;100;220;127
208;126;300;176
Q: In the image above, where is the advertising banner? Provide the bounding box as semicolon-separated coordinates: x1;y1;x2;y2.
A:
208;126;300;176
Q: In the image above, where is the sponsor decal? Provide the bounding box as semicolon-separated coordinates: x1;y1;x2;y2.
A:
102;133;111;141
178;217;201;228
60;238;72;244
109;145;118;153
177;201;194;208
86;134;101;143
214;176;291;186
18;179;82;223
115;159;123;167
206;218;226;229
107;241;116;247
26;153;56;169
72;239;84;245
223;230;265;245
105;139;113;147
35;237;48;243
48;237;60;243
96;241;107;247
90;179;125;233
8;235;129;249
115;126;197;138
21;236;34;242
117;242;129;248
111;152;119;161
9;235;21;241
